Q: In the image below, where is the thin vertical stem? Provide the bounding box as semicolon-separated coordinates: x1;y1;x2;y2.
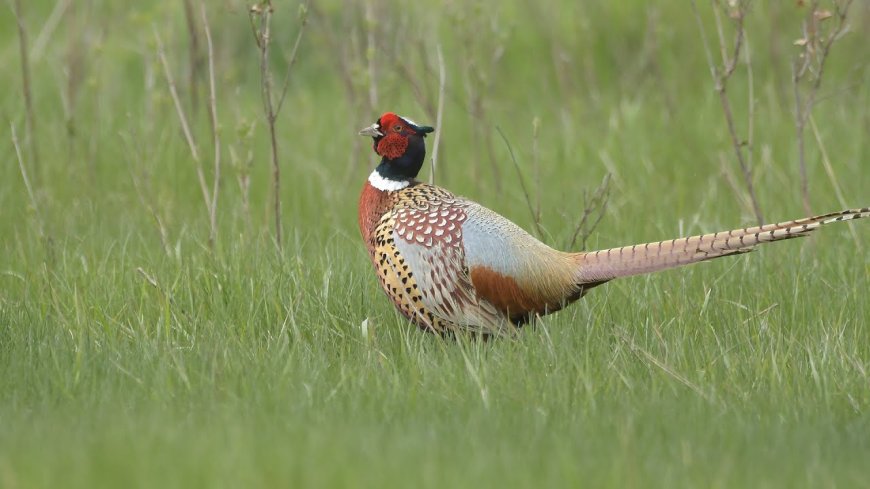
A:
691;0;763;225
11;0;40;175
254;1;283;249
11;123;43;237
183;0;201;115
201;2;221;249
430;44;446;185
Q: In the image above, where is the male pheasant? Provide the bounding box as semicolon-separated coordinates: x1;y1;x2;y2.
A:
358;112;869;336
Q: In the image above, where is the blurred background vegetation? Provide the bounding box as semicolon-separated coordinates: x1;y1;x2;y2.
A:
1;1;869;487
2;0;868;249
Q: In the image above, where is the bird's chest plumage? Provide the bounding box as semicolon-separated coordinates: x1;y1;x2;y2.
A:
358;182;395;248
358;181;467;332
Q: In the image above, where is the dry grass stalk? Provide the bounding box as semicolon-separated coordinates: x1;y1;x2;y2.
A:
11;122;45;239
808;114;862;250
154;12;220;250
30;0;71;61
201;2;221;250
616;328;713;403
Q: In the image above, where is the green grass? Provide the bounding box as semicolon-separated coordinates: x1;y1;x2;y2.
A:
2;1;870;487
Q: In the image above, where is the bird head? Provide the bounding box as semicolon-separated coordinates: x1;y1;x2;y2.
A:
359;112;434;180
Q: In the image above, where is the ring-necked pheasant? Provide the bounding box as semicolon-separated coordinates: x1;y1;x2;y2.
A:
358;112;869;336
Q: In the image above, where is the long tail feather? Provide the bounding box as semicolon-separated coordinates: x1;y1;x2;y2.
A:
575;208;869;283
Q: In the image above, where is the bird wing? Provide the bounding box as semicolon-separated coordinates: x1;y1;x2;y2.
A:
392;201;509;335
455;202;582;321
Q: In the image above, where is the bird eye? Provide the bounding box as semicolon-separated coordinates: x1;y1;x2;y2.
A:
393;125;403;132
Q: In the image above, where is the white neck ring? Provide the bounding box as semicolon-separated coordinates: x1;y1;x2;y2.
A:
368;169;410;191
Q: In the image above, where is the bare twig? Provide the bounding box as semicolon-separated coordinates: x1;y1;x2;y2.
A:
429;44;446;185
11;0;40;174
792;0;853;215
249;0;309;250
251;2;281;247
691;0;764;226
201;2;221;249
495;127;545;239
744;28;757;188
568;173;612;250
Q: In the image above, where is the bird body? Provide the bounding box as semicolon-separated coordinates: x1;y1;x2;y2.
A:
358;112;869;336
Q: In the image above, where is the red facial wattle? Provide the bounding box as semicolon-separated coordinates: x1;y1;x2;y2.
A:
376;133;409;160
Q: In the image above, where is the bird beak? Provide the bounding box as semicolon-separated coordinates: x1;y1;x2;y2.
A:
358;123;383;138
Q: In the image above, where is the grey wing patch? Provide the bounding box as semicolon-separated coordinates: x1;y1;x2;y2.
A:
461;204;530;277
461;203;565;275
393;206;509;335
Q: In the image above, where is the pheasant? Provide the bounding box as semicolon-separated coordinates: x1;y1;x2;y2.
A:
358;112;869;336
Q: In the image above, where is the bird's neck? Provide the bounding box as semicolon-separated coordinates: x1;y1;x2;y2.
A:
368;135;426;191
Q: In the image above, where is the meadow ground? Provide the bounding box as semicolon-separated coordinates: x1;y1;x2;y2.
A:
1;1;869;487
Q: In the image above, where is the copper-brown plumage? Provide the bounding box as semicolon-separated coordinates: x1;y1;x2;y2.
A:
358;112;869;336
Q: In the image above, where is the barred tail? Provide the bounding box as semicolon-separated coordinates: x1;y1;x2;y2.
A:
575;208;869;283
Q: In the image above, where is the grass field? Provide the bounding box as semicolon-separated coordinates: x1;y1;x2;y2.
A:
2;1;870;487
